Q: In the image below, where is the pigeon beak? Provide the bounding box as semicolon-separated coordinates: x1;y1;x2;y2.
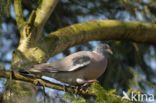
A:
106;48;113;55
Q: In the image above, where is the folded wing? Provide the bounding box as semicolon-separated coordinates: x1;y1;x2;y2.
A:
25;52;92;73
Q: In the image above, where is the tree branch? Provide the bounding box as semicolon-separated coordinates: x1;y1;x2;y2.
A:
1;70;131;102
14;0;25;31
34;0;58;36
42;20;156;56
0;70;94;97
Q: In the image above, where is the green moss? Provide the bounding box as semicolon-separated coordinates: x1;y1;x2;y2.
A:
64;93;86;103
63;83;131;103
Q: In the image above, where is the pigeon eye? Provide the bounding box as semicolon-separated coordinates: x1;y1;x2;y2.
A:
103;45;108;49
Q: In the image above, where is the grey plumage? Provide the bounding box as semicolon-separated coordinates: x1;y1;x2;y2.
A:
22;44;112;85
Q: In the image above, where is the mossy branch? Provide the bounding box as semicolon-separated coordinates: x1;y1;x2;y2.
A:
0;69;131;102
0;69;95;97
42;20;156;56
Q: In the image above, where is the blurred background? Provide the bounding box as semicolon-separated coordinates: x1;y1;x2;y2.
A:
0;0;156;102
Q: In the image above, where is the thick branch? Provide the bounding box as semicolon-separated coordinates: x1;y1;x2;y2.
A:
0;70;93;97
43;20;156;56
14;0;25;31
34;0;58;35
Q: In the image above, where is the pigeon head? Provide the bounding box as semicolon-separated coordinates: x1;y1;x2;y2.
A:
93;44;113;56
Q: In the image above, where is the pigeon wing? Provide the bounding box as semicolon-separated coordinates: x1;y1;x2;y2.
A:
65;55;91;71
26;52;92;73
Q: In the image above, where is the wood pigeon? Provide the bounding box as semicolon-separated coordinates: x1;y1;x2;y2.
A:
21;44;113;85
